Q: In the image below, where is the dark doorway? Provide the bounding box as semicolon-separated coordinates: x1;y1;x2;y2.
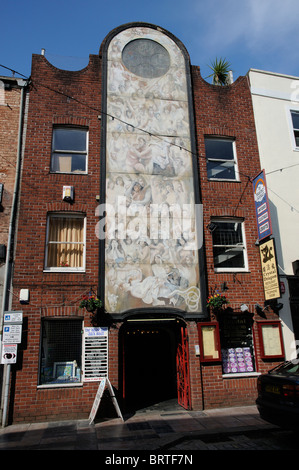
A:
120;319;184;411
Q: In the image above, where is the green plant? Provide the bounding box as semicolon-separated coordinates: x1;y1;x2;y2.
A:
207;292;229;310
207;57;232;85
79;293;102;312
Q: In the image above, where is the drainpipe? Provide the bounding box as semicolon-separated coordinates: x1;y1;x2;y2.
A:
0;78;27;427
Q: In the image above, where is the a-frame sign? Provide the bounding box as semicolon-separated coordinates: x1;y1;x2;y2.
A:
89;377;123;424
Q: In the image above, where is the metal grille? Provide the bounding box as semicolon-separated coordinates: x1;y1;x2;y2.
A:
212;221;243;246
40;319;82;384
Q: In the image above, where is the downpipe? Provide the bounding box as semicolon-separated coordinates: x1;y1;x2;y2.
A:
0;79;27;427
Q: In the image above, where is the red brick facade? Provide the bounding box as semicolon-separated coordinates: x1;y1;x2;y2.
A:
11;55;104;422
6;25;284;423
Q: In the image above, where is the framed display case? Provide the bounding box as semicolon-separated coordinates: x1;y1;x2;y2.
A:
197;322;221;362
257;321;285;359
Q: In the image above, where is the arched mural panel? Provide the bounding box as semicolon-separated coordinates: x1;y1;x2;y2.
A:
103;25;204;317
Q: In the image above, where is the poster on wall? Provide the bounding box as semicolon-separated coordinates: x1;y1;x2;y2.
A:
259;238;281;300
252;170;272;241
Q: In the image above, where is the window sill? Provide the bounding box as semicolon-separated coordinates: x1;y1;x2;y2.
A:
37;383;83;389
208;178;241;183
222;372;260;379
49;171;88;175
43;268;85;273
214;269;250;273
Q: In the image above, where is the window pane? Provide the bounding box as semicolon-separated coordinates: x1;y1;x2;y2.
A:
205;139;234;160
47;216;84;268
212;221;243;245
207;160;235;179
212;221;245;268
295;130;299;147
53;128;86;152
39;320;82;385
51;154;86;173
291;112;299;130
213;245;245;268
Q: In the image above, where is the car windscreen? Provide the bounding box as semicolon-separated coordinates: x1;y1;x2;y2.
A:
270;362;299;375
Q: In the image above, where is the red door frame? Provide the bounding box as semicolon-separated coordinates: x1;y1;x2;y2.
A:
176;326;191;409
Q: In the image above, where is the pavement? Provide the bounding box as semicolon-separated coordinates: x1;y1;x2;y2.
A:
0;399;296;453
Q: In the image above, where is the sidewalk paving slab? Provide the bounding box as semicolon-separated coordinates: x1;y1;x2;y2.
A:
0;402;283;451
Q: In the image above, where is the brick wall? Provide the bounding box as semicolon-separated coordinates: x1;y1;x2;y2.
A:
8;53;283;422
190;67;281;409
0;80;23;246
11;55;104;422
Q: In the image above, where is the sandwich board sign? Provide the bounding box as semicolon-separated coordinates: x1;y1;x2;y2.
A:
89;377;123;424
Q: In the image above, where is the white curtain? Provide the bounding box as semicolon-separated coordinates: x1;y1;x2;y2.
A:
47;217;84;267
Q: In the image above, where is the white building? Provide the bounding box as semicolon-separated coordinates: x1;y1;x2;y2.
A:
248;69;299;360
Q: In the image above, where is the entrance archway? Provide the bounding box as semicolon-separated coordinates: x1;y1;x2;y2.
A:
120;318;187;411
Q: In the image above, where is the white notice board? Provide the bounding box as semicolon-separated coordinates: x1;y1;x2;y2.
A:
3;325;22;343
83;327;108;382
1;344;17;364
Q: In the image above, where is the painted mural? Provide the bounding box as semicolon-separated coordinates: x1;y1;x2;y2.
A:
104;26;202;314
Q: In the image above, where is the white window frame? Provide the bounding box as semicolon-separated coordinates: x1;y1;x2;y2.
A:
50;127;88;174
288;108;299;151
211;218;248;272
44;213;86;273
205;137;239;181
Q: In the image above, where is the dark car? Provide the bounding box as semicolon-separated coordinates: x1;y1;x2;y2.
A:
256;361;299;429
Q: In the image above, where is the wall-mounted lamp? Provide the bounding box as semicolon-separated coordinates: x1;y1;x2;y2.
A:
221;282;229;292
265;299;283;314
255;303;268;317
207;222;217;233
240;304;248;312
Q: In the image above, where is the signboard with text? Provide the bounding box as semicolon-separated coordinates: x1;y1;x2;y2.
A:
4;311;23;324
83;327;108;382
1;344;17;364
3;324;22;343
253;170;272;241
259;238;281;300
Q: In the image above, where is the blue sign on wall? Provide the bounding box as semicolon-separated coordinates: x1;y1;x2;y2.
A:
252;170;272;241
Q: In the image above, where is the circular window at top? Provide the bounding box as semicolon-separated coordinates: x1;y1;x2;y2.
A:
122;39;170;78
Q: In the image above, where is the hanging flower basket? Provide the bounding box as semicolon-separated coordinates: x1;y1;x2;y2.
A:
79;294;102;312
207;292;229;311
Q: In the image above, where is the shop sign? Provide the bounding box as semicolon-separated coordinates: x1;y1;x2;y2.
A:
259;238;281;300
83;327;108;382
253;170;272;241
3;324;22;343
1;344;17;364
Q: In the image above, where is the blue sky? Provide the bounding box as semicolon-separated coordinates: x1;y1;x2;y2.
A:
1;0;299;81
